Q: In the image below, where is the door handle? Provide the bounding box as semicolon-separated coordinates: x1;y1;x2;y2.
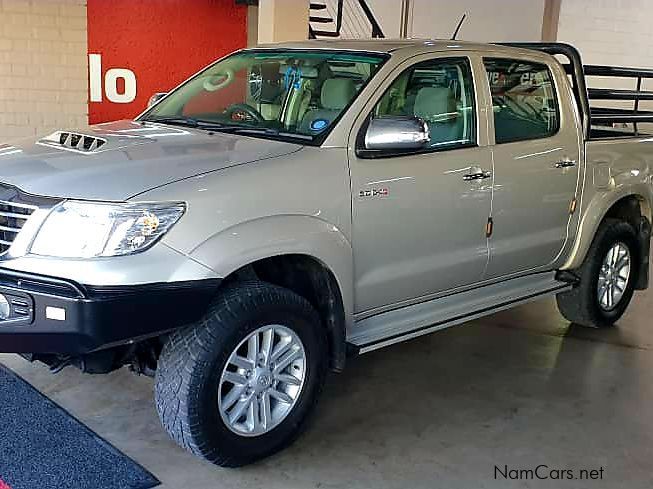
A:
555;159;576;168
463;167;492;181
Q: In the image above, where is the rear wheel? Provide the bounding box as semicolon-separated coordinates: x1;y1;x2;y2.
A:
154;281;327;467
556;218;639;328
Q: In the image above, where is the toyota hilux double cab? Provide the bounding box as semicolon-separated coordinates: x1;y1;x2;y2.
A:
0;40;652;466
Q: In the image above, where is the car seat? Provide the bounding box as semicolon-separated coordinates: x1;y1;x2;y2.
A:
413;86;464;147
299;78;357;134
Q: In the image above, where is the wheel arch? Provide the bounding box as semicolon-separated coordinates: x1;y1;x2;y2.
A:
226;253;348;371
563;189;652;272
189;215;354;371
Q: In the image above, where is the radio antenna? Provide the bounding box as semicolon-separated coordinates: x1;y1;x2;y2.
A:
451;13;467;40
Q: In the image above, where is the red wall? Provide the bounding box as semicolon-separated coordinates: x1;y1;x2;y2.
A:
87;0;248;124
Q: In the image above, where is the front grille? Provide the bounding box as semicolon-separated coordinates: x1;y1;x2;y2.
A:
0;200;36;255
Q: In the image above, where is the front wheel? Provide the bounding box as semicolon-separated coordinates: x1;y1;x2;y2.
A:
556;218;639;328
154;281;327;467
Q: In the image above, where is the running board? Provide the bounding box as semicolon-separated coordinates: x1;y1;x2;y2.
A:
349;273;571;354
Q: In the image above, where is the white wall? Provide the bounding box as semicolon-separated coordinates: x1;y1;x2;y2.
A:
0;0;88;139
365;0;401;37
557;0;653;67
557;0;653;114
408;0;545;42
353;1;546;41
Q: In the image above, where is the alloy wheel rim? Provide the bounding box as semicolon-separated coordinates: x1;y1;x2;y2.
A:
597;241;631;311
218;325;307;437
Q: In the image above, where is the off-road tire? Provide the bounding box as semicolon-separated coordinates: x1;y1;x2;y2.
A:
154;281;327;467
556;218;639;328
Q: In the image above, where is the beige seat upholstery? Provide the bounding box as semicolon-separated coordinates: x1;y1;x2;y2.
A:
413;86;463;146
299;78;357;134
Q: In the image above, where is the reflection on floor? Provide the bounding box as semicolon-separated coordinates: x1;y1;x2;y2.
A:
3;280;653;488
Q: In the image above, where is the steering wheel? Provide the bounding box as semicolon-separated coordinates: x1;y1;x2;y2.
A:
224;103;265;123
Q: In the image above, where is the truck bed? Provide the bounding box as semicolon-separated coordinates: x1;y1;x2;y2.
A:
585;135;653;193
590;126;652;139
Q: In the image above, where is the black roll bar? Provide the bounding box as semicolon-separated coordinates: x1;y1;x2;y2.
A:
498;42;653;137
497;42;591;139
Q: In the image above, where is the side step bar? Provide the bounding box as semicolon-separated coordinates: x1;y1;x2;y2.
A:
348;273;571;354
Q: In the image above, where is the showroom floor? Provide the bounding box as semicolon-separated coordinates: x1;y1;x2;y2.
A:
3;280;653;489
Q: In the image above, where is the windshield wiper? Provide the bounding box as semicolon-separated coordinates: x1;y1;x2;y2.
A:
143;116;247;132
143;117;313;140
142;116;202;128
224;127;313;140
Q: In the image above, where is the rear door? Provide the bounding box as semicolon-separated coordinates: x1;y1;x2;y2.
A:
483;56;582;279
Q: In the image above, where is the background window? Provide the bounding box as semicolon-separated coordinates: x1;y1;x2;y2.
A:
374;58;476;150
484;58;560;144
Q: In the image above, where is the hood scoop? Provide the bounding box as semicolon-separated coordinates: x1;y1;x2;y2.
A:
38;131;107;153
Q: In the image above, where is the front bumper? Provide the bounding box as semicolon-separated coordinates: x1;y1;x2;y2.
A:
0;268;220;354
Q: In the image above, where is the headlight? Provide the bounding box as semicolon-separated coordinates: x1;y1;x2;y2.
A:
30;201;186;258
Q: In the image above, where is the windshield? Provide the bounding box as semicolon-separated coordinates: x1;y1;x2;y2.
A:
141;49;388;144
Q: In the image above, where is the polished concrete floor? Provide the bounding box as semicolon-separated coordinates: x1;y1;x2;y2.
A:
3;284;653;488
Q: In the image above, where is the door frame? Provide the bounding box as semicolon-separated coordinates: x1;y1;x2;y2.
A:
478;52;585;275
347;51;494;151
346;51;496;318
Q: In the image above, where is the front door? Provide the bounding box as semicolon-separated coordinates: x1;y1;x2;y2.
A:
350;56;493;314
482;57;581;279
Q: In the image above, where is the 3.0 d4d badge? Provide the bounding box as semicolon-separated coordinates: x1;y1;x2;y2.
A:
359;188;389;198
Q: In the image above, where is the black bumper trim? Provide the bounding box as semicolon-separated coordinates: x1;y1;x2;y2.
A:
84;280;223;298
0;269;221;355
0;267;86;298
635;216;651;290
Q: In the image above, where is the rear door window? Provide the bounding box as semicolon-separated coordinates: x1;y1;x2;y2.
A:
484;58;559;144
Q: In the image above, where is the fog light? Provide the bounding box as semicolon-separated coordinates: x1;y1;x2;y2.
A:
45;306;66;321
0;294;10;320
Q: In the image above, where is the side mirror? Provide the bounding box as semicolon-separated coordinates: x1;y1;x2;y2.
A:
362;116;430;154
147;92;168;108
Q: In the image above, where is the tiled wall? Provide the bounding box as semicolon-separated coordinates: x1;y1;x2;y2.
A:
0;0;87;140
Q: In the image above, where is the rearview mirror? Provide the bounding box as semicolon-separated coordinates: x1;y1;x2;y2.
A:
147;92;168;108
363;116;430;153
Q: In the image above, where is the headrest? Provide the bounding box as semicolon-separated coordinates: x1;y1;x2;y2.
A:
414;86;457;122
321;78;357;110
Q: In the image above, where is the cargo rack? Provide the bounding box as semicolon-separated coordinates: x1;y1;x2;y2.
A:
497;42;653;139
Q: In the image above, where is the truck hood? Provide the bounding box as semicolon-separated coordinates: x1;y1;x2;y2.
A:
0;120;303;201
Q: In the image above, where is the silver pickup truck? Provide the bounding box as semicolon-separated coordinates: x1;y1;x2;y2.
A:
0;40;652;466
